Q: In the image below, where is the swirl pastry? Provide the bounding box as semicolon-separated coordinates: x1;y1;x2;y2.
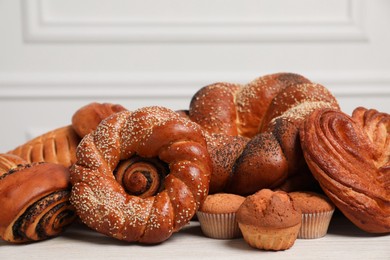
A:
300;107;390;233
0;154;76;243
114;156;169;198
8;126;81;168
189;72;340;195
70;106;211;244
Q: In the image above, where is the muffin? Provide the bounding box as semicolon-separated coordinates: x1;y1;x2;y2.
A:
289;191;335;239
196;193;245;239
236;189;301;251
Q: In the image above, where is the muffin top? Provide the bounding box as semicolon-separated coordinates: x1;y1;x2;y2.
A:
236;189;301;228
289;191;335;214
199;193;246;214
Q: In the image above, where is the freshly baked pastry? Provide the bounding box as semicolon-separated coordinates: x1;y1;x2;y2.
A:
0;153;26;174
196;193;245;239
70;106;212;244
300;107;390;233
289;191;335;239
0;154;75;243
236;189;301;251
8;125;81;168
189;72;340;195
72;102;127;138
203;133;250;193
113;155;169;198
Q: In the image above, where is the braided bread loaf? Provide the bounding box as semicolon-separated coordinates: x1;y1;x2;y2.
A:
8;126;81;168
301;107;390;233
70;106;211;244
0;154;76;243
189;73;340;195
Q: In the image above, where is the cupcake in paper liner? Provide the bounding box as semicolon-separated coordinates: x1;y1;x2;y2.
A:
236;189;302;251
196;193;245;239
289;191;335;239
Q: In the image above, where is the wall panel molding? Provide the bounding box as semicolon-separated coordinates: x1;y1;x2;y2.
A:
1;71;389;99
22;0;368;43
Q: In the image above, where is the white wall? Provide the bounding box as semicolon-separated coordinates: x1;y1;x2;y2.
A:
0;0;389;152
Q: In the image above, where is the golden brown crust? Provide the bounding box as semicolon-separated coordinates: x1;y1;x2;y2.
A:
199;193;245;214
0;154;27;176
189;83;241;136
261;83;339;130
236;189;301;228
289;191;334;213
8;126;81;168
352;107;390;169
237;73;312;136
70;106;212;244
72;102;127;138
300;108;390;233
189;72;340;195
0;159;75;243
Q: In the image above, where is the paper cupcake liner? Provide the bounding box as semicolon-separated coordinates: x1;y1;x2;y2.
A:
196;211;241;239
238;223;301;251
298;210;334;239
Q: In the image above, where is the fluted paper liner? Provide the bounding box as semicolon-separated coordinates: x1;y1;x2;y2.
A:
196;211;241;239
298;210;334;239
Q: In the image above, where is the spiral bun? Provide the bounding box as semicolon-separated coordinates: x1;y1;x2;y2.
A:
114;156;169;198
0;154;75;243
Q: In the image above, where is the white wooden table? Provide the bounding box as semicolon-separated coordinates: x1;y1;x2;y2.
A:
1;212;389;260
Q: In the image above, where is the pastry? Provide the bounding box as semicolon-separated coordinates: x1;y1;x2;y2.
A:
70;106;212;244
0;154;75;243
300;107;390;233
8;125;81;168
72;102;127;138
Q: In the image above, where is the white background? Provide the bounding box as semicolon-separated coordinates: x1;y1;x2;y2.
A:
0;0;389;151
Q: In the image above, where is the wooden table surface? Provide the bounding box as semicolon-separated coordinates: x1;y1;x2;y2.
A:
1;212;389;260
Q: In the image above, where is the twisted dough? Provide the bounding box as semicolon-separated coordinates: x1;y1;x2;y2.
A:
70;106;211;244
300;107;390;233
0;154;76;243
189;73;340;194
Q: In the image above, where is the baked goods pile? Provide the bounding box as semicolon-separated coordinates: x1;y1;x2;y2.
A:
0;72;389;250
188;72;340;194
